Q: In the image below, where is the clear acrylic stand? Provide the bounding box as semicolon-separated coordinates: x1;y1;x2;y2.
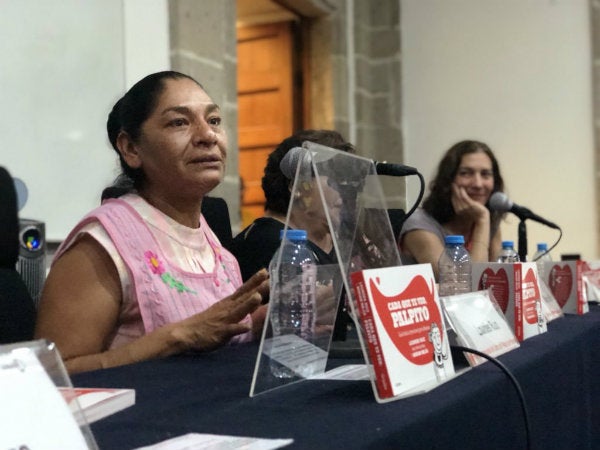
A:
250;263;344;395
250;142;404;397
0;339;98;449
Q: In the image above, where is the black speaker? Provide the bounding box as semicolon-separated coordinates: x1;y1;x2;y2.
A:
16;218;46;307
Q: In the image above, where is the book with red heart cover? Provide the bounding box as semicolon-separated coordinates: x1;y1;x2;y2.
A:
350;264;455;403
542;260;590;315
473;262;548;341
60;387;135;424
581;260;600;303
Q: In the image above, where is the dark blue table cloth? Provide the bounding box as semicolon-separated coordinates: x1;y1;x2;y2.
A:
73;305;600;450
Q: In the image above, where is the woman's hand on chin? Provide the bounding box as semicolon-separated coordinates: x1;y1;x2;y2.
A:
451;183;489;223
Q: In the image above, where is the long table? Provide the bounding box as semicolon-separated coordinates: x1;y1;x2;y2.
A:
73;305;600;450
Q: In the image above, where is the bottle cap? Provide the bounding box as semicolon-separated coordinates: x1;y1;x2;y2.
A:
279;229;307;240
501;240;515;248
444;235;465;245
537;243;548;251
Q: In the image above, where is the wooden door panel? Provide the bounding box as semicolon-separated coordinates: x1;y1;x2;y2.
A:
238;90;291;147
239;147;271;204
243;205;265;223
237;21;295;227
237;28;284;92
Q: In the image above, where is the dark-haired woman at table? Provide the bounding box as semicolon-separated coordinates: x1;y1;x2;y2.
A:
398;140;506;279
35;71;268;374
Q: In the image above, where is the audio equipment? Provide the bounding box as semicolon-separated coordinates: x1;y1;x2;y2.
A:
16;218;46;307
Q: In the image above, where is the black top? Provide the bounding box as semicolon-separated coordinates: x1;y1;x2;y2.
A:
0;166;35;343
201;196;233;249
0;166;19;268
0;268;36;344
230;217;349;341
228;217;334;282
229;217;284;281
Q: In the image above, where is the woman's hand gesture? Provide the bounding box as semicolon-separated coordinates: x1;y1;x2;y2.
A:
173;269;269;352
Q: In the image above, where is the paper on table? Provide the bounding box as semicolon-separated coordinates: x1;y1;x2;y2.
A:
309;364;370;380
261;334;328;377
61;387;136;424
134;433;293;450
442;290;520;366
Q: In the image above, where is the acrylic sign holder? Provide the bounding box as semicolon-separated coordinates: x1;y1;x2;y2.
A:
250;142;404;398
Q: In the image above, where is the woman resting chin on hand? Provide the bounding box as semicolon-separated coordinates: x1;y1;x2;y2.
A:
398;140;507;280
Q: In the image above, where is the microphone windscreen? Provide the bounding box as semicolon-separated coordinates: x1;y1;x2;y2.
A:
279;147;305;179
13;177;28;211
488;191;512;212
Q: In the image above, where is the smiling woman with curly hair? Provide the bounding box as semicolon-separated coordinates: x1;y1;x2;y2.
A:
398;140;506;279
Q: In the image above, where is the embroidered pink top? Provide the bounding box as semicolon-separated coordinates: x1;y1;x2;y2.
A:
53;194;252;349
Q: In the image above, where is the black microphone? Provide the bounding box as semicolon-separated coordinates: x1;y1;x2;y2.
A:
373;161;419;177
489;192;560;229
280;147;419;179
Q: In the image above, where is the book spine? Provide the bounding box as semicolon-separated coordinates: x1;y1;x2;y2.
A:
576;261;584;314
350;272;393;400
514;264;523;341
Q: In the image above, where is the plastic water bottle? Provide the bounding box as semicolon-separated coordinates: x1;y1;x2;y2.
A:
438;235;472;296
497;240;520;263
268;229;317;378
532;242;552;281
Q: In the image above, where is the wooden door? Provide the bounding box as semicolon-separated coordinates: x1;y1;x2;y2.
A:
237;22;296;228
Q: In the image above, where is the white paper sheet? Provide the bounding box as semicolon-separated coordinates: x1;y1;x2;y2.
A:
309;364;370;380
134;433;293;450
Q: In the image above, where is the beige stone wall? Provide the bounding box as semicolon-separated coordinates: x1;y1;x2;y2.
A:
352;0;402;163
311;0;403;162
591;0;600;256
352;0;404;207
168;0;240;213
304;0;405;206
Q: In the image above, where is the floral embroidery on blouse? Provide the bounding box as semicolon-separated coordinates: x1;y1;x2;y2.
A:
144;250;196;294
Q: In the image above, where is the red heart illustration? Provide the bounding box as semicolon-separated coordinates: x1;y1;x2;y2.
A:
368;275;441;366
477;267;509;313
548;264;573;308
522;268;541;324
